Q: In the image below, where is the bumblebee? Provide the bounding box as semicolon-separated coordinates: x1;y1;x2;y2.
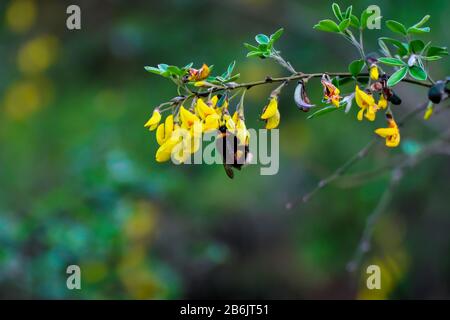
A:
216;125;250;179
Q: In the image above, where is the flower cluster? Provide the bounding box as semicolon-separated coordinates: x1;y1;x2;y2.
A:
144;3;448;177
144;92;251;166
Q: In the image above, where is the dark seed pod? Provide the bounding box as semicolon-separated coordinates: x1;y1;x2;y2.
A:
294;81;315;112
428;80;449;104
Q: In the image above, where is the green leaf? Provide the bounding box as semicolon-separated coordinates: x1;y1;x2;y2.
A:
344;5;352;19
255;34;269;45
409;39;425;54
378;57;406;66
378;37;409;56
421;56;442;61
427;46;448;57
270;28;284;42
158;63;169;72
246;51;263;58
387;66;408;87
348;59;365;77
407;26;430;34
166;66;180;76
244;43;259;51
360;8;371;30
144;66;162;75
411;15;430;28
258;43;269;52
307;106;339;119
225;74;240;82
227;61;236;77
313;19;340;33
338;18;351;31
332;3;343;21
350;15;360;28
386;20;407;36
409;65;427;81
183;62;193;70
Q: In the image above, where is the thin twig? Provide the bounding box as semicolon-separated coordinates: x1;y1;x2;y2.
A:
286;102;430;210
190;72;432;98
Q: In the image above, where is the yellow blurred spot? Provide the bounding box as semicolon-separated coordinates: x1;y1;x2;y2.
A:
17;35;59;75
5;0;37;33
124;201;157;242
4;80;40;120
117;246;161;299
82;261;108;283
3;77;53;120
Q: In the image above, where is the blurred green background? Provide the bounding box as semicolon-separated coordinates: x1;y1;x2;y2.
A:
0;0;449;299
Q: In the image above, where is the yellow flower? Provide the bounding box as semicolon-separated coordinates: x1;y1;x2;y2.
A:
265;109;280;129
233;111;249;145
155;115;174;145
196;99;215;120
355;85;378;121
321;79;341;107
155;131;180;162
144;109;161;131
187;64;210;82
179;105;200;129
222;114;236;132
203;113;220;132
375;114;400;147
424;103;433;120
261;97;278;119
370;64;379;80
378;94;388;109
156;123;165;145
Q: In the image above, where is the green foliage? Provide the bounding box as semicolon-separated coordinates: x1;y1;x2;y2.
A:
348;59;365;77
387;66;408;87
244;28;284;58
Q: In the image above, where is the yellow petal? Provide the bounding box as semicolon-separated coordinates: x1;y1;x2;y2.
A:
365;107;376;121
332;97;340;107
156;123;166;145
357;108;364;121
386;133;400;147
232;111;239;124
424;106;433;120
378;95;388;109
374;128;397;138
261;97;278;120
224;115;236;131
210;95;218;107
196;99;215;120
198;64;210;80
179;105;199;128
165;115;174;138
155;149;171;162
203;113;220;132
370;65;379;80
355;85;375;110
144;110;161;130
265;109;280;129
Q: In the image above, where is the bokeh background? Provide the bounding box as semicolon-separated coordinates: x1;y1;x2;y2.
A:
0;0;449;299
